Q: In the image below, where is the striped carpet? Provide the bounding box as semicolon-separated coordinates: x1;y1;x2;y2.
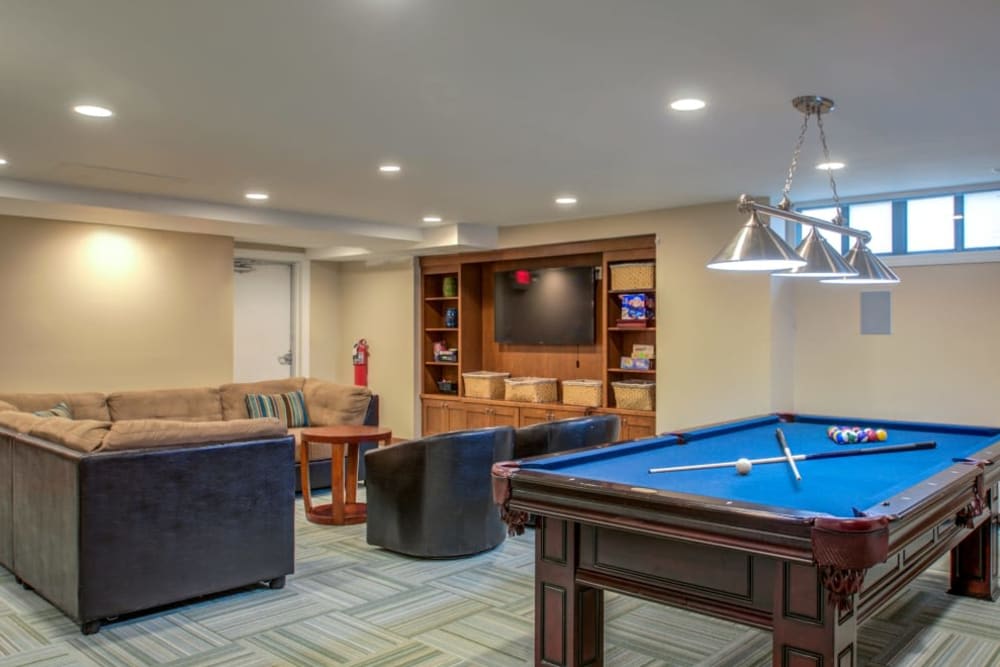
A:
1;489;999;666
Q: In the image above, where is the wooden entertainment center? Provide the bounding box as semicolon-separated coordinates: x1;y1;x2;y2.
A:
419;235;657;438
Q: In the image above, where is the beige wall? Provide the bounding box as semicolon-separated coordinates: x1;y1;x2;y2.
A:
499;202;785;431
332;259;417;438
0;215;234;392
14;202;991;432
792;261;1000;425
309;259;341;382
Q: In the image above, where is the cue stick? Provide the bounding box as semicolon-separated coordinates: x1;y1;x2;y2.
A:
648;441;937;474
775;427;802;481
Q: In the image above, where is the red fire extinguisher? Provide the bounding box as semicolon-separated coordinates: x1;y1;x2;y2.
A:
352;339;369;387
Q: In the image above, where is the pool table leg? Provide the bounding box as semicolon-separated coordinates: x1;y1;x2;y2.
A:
771;561;858;667
534;517;604;667
949;493;999;601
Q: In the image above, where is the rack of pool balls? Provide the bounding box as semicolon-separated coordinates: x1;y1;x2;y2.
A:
827;425;888;444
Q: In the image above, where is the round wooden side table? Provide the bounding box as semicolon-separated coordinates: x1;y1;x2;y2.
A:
299;424;393;525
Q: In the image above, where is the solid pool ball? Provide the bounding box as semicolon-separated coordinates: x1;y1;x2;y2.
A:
735;458;753;475
876;428;888;441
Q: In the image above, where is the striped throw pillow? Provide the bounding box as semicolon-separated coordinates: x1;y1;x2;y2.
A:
33;401;73;419
245;390;310;428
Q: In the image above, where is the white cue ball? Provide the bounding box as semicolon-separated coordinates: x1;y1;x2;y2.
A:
735;458;753;475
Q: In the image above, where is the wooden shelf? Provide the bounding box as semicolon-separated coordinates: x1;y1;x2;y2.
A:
420;235;658;435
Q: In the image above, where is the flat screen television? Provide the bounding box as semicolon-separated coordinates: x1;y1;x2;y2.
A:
494;266;596;345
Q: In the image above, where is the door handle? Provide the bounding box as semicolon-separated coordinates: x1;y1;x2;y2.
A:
278;351;293;366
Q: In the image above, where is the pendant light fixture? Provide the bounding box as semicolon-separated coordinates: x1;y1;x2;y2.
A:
709;96;899;284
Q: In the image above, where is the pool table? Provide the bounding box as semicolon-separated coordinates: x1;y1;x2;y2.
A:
492;414;1000;667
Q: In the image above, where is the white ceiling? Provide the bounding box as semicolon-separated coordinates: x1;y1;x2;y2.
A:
1;0;999;256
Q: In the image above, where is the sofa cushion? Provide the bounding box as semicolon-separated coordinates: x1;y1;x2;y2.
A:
102;417;286;451
303;379;372;426
33;401;73;419
0;411;46;433
0;392;110;420
29;418;111;453
0;399;17;412
107;387;223;422
219;378;306;420
0;411;109;452
246;390;310;427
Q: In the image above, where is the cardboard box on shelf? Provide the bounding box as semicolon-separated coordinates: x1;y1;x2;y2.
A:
619;293;655;321
632;344;655;359
620;356;654;370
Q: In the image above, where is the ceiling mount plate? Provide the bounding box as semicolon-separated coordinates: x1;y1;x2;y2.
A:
792;95;835;115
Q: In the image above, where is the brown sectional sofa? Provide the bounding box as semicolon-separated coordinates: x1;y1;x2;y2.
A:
0;377;376;634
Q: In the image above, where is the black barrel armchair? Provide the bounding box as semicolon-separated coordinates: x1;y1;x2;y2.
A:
513;413;622;460
364;426;514;558
512;414;622;528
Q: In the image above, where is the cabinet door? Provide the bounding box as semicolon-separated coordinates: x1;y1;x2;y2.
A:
490;404;519;428
446;401;469;432
620;414;656;440
465;403;519;428
422;400;449;436
519;406;587;426
519;407;553;427
463;403;494;429
422;398;470;435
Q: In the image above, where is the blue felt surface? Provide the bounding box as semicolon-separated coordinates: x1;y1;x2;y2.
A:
519;415;1000;517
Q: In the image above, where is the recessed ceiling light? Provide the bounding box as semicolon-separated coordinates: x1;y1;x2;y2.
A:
245;192;269;201
379;164;401;173
73;104;114;118
555;196;578;205
422;215;443;223
669;98;707;112
816;161;845;170
0;158;7;166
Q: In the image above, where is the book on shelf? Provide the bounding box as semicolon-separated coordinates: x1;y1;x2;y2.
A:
615;319;652;328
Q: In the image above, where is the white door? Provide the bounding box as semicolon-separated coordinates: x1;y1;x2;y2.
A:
233;261;293;382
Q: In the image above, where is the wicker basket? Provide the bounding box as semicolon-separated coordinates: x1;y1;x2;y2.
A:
462;371;510;399
610;262;655;291
504;377;558;403
611;380;655;411
562;379;602;407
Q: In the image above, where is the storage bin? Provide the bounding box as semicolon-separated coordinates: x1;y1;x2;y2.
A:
562;379;602;407
462;371;509;399
610;262;655;291
436;380;458;394
611;380;655;411
504;377;558;403
620;357;653;370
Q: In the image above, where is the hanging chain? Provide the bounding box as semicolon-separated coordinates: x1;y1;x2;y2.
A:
816;111;844;225
779;112;810;209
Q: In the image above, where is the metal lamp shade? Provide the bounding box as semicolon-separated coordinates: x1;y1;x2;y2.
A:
707;212;806;272
821;239;900;284
773;226;858;278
